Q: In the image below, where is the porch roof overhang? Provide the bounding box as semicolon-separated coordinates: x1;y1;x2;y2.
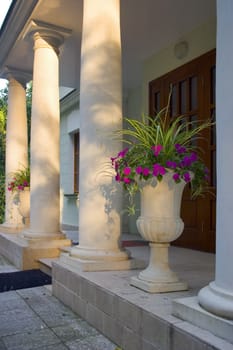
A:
0;0;216;91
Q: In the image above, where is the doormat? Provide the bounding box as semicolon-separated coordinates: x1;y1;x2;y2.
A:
0;269;51;293
121;240;148;247
72;240;149;247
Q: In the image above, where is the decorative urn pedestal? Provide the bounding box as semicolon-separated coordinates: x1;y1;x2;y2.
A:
130;172;188;293
18;187;30;226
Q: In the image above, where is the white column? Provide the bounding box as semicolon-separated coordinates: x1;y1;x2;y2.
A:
198;0;233;319
3;74;28;228
71;0;129;263
23;26;68;239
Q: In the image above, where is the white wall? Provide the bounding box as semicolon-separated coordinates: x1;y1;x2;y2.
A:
60;90;80;228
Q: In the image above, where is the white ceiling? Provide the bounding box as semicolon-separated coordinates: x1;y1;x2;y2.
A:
0;0;216;90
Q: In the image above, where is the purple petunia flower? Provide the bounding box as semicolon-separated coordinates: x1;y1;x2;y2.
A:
173;173;180;182
175;144;186;154
190;152;198;162
183;172;191;183
180;155;192;168
166;160;177;169
151;144;163;156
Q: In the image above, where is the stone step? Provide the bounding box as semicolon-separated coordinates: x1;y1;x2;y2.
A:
38;257;58;276
38;245;73;276
60;245;72;253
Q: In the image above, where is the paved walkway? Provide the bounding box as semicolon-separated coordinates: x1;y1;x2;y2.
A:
0;254;118;350
0;285;118;350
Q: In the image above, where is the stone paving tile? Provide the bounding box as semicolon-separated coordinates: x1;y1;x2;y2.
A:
52;320;98;342
2;329;61;350
66;334;117;350
0;340;7;350
37;344;69;350
0;307;47;337
0;286;118;350
17;287;82;328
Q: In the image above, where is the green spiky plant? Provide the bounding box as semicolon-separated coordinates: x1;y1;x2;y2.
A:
111;104;213;215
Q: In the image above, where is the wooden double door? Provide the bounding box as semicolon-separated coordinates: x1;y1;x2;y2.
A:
149;50;216;252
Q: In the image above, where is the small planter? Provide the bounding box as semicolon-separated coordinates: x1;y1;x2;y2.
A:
130;172;188;293
18;187;30;226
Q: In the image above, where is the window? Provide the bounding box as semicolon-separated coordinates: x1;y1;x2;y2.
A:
74;132;80;193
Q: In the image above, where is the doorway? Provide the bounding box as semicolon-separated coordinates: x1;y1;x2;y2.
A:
149;50;216;252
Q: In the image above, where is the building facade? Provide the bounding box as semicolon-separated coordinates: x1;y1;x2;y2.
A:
0;0;233;345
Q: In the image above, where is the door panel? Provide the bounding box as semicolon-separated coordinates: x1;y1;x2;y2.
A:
149;50;216;252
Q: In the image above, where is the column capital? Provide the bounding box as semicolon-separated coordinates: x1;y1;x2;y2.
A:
2;66;31;87
23;19;72;54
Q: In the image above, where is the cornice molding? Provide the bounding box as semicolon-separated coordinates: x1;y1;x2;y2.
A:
0;0;39;72
60;89;80;115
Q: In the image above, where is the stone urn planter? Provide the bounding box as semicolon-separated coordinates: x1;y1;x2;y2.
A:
130;172;188;293
110;103;212;293
18;187;30;226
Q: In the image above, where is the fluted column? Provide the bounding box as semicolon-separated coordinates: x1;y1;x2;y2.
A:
3;73;28;228
70;0;129;265
23;22;71;239
198;0;233;319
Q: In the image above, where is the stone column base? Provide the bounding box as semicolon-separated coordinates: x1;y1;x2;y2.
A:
0;231;71;270
130;275;188;293
198;281;233;319
21;230;67;241
0;223;24;233
59;253;146;272
173;296;233;344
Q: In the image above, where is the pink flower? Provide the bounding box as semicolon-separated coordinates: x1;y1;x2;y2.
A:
152;164;166;176
136;166;143;174
142;168;150;176
115;173;121;182
123;167;131;176
151;145;163;156
123;177;131;184
117;148;128;158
